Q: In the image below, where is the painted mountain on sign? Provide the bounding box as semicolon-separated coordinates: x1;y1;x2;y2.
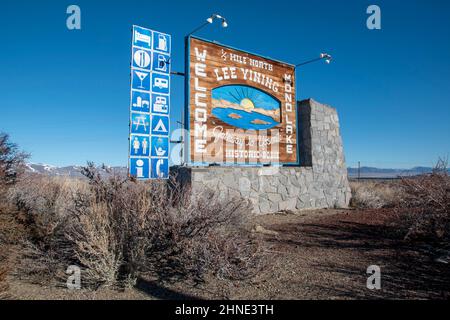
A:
211;85;281;130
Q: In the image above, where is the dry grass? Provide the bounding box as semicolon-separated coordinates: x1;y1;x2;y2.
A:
350;180;401;209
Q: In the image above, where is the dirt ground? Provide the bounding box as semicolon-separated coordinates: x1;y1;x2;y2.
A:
5;208;450;300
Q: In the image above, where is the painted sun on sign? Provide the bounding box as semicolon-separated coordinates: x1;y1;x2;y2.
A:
211;85;281;130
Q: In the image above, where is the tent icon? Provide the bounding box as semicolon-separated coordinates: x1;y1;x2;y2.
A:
153;118;168;133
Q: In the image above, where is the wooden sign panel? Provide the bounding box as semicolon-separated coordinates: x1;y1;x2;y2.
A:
187;37;297;165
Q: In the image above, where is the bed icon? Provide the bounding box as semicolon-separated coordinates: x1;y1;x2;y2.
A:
134;27;152;48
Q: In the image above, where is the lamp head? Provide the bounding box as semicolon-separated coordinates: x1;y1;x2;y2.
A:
222;20;228;28
320;53;332;64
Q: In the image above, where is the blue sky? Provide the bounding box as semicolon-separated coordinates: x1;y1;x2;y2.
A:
0;0;449;168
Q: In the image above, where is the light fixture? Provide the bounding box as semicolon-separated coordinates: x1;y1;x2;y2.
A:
295;52;333;68
321;53;332;64
206;14;228;28
189;14;229;36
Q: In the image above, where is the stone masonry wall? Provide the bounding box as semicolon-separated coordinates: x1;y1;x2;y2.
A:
174;99;351;215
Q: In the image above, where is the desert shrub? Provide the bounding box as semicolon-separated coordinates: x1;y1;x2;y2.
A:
65;200;123;287
140;189;262;282
8;163;263;288
396;159;450;241
0;133;29;188
6;176;85;283
0;133;29;298
350;180;400;209
8;175;84;243
68;163;262;285
0;133;29;246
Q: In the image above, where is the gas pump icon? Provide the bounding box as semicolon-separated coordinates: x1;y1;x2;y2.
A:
157;34;167;51
157;55;167;72
153;52;170;74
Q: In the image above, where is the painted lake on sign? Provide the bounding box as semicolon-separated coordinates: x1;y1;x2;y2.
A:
211;85;281;130
212;108;279;130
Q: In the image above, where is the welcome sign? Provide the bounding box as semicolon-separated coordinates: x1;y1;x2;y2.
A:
186;36;298;165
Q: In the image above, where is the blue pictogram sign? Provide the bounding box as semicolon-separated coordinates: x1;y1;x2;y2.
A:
129;25;171;179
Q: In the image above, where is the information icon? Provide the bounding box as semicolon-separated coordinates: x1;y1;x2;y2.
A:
130;158;149;179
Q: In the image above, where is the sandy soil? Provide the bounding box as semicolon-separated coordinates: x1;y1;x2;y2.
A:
5;209;450;300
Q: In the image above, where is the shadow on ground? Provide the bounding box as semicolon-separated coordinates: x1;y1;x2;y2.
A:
135;278;201;300
262;210;450;299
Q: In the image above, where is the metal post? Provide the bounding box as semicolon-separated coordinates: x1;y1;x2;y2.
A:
358;161;361;180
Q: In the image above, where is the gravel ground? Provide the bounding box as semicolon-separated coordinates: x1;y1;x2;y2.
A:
5;209;450;300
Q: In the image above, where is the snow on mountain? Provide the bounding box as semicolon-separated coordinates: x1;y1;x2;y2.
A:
25;163;127;178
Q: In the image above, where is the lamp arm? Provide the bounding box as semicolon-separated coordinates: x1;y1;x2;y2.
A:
295;57;323;68
187;21;210;37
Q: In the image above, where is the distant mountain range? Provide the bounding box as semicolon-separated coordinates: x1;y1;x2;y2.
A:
347;166;449;178
25;163;447;179
25;163;127;178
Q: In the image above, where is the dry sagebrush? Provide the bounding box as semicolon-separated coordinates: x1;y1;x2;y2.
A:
7;163;263;288
0;133;29;299
350;180;401;209
397;159;450;241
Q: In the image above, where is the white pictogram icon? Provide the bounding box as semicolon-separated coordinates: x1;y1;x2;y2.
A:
133;137;140;154
135;71;149;89
157;34;167;51
156;54;167;72
154;77;169;89
136;159;144;178
153;118;167;133
133;95;149;109
155;146;166;157
133;115;148;132
134;50;151;68
142;138;148;154
154;96;168;113
135;30;151;47
156;159;164;178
